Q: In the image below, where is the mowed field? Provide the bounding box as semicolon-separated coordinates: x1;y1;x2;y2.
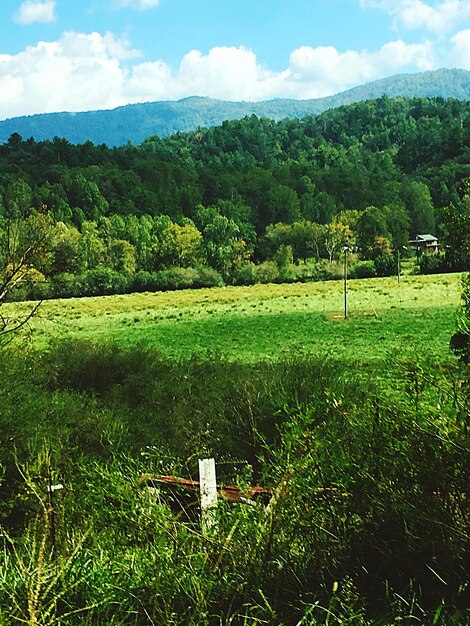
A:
11;271;464;368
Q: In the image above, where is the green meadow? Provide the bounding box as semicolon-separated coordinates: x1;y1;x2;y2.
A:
0;272;468;625
19;272;464;366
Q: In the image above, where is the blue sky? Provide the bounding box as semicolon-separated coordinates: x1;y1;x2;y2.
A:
0;0;469;120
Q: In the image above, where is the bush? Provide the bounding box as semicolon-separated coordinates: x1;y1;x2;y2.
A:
374;254;397;277
153;267;198;290
232;262;257;285
253;260;279;284
350;260;377;279
131;270;157;292
51;272;84;298
419;252;448;274
82;268;129;296
1;345;468;624
191;265;224;288
293;259;344;283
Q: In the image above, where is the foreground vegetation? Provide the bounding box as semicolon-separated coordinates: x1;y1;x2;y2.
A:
0;274;468;624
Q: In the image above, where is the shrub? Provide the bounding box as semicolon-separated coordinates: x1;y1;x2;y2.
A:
419;252;447;274
82;268;129;296
131;270;157;292
253;260;279;284
0;343;468;624
192;265;224;288
350;260;377;279
51;272;84;298
232;262;257;286
374;254;397;277
153;267;198;290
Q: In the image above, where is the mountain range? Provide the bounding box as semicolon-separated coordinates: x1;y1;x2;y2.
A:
0;68;469;147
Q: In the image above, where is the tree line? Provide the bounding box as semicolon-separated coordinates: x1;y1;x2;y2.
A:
0;96;469;299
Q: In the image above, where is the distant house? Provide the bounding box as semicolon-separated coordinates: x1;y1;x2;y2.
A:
408;234;439;254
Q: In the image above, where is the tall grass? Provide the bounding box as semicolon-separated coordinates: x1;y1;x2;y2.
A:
0;339;468;624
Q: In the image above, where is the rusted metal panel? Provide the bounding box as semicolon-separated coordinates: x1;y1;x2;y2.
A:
139;473;273;505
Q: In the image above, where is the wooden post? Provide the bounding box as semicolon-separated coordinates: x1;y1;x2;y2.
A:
198;458;218;532
46;481;63;552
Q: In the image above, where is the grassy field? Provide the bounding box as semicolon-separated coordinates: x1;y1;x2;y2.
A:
0;272;468;625
10;271;464;366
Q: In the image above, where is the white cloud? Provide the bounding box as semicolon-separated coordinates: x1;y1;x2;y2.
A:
15;0;56;25
360;0;470;33
0;32;133;119
450;29;470;68
285;40;435;97
114;0;160;9
0;31;462;121
124;40;436;104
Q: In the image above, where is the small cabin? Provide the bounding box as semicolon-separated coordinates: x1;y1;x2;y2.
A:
408;234;439;254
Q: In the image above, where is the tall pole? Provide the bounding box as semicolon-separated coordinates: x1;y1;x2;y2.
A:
343;246;348;319
397;248;401;283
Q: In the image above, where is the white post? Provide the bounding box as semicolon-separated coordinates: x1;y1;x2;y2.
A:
198;458;218;532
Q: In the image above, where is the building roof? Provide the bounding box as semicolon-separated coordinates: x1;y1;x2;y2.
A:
415;234;438;242
409;234;438;245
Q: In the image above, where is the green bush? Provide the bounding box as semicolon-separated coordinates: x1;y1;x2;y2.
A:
131;270;157;292
191;265;224;288
350;260;377;279
51;272;84;298
253;260;279;284
419;252;448;274
232;262;257;285
374;253;397;277
83;268;129;296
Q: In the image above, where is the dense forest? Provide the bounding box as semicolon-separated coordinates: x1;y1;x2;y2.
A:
1;96;469;300
0;68;468;146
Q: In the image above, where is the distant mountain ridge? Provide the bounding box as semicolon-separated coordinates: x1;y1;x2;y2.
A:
0;68;469;147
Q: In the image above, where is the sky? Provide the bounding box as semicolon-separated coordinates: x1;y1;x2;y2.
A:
0;0;470;120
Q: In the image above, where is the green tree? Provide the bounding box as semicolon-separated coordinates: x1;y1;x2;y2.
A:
51;223;85;274
80;221;106;270
0;212;53;337
356;206;390;258
157;222;203;268
273;244;294;281
109;240;137;274
203;214;241;279
263;221;325;262
65;172;109;221
442;194;470;271
3;178;33;219
401;180;435;236
384;203;410;250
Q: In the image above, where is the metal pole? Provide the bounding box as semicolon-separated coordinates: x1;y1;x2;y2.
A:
397;249;400;283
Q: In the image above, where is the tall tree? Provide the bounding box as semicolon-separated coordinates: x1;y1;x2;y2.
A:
442;193;470;271
0;211;53;337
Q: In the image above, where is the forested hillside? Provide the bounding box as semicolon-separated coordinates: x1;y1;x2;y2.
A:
1;96;469;300
0;68;469;146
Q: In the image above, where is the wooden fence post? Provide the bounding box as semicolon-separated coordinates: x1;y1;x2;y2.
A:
198;458;218;532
